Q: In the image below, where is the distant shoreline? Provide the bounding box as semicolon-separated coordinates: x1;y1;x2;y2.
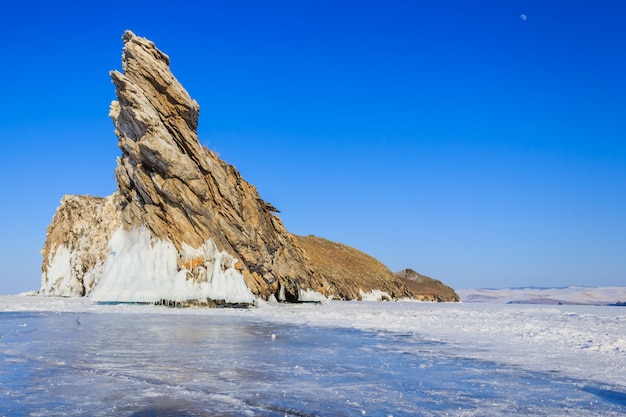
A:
458;286;626;305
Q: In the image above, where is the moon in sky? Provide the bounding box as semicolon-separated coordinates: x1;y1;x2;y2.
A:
520;14;527;21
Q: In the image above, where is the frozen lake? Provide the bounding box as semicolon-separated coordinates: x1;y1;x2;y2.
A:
1;297;626;416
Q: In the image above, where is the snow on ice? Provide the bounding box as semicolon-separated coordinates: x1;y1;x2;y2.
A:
1;288;626;416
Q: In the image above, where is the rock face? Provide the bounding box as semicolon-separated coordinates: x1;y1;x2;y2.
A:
40;31;458;304
41;195;121;297
394;269;460;302
105;30;329;302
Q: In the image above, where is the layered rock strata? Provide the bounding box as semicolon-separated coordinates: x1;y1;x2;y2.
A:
41;30;458;304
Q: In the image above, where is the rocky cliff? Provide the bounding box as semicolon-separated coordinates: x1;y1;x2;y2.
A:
41;31;457;304
394;268;460;302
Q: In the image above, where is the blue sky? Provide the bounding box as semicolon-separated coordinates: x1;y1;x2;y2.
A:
0;1;624;294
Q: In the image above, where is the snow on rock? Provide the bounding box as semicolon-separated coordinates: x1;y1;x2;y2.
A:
40;245;80;296
40;194;121;297
90;227;255;304
297;287;328;303
359;289;392;302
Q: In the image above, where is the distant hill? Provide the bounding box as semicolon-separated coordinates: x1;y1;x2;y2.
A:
458;286;626;305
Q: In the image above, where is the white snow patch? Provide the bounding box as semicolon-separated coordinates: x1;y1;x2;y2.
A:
359;289;391;301
90;227;255;304
16;291;39;296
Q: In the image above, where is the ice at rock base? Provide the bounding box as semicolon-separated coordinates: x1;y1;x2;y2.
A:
296;287;328;303
89;227;255;304
40;245;81;297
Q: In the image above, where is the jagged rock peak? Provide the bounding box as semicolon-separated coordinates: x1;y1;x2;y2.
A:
123;30;170;65
110;30;199;141
108;30;333;302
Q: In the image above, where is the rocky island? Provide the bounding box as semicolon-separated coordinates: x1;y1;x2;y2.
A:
40;31;459;305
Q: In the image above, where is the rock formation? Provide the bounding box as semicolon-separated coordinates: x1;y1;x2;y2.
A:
394;268;460;302
40;194;121;297
40;30;458;304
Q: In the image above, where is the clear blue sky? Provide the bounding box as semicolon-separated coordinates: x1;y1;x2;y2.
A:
0;0;624;294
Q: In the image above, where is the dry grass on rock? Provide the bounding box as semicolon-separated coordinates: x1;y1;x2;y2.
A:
293;235;413;300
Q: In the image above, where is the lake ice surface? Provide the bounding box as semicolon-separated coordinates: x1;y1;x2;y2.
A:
1;296;625;416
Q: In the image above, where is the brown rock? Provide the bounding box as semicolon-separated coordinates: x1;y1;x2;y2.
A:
107;30;324;301
394;268;460;302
